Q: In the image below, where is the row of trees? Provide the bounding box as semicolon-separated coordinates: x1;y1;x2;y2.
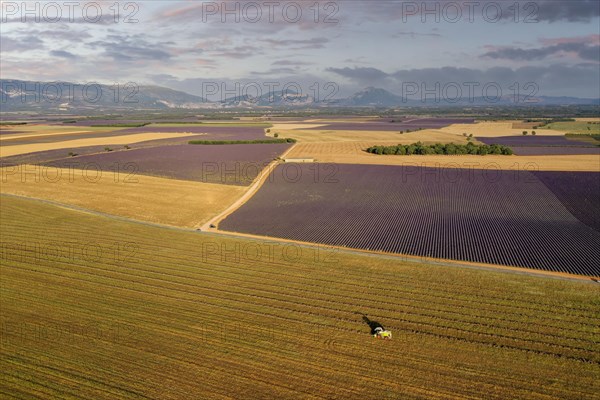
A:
366;142;513;156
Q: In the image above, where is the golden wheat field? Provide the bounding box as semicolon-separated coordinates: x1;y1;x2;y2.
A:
439;121;567;137
1;195;599;399
285;142;600;171
0;165;245;227
274;128;471;143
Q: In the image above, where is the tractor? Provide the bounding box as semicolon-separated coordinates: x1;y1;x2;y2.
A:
373;326;392;340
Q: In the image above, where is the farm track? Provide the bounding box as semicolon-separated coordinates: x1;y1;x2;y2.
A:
1;195;600;399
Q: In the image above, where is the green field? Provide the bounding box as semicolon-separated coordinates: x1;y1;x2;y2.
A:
1;195;599;399
542;121;600;135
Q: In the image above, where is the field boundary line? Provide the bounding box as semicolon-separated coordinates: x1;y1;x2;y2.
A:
198;143;297;231
205;228;598;283
1;193;597;283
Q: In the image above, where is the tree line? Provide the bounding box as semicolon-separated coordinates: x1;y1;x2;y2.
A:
366;142;513;156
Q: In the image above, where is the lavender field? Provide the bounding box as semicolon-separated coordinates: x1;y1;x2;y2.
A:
510;147;600;155
478;135;599;155
478;135;598;147
221;164;600;276
533;171;600;231
117;126;268;140
40;143;291;185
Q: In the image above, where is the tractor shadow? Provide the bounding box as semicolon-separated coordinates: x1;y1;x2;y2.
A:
362;315;384;335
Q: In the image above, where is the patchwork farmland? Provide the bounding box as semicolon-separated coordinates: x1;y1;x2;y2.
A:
220;164;600;276
3;1;600;396
1;114;600;400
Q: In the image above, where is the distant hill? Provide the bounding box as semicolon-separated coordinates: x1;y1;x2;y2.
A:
0;79;209;112
1;79;598;112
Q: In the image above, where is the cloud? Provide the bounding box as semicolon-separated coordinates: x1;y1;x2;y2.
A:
250;67;298;75
260;37;329;49
272;60;313;66
483;36;600;62
324;65;600;98
87;34;172;62
2;14;120;25
392;31;441;38
389;65;600;97
0;35;45;52
327;67;390;83
211;50;257;59
50;50;77;59
16;27;92;41
154;1;339;33
352;0;600;23
534;0;600;22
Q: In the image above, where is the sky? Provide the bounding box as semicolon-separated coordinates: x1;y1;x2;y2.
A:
1;0;599;99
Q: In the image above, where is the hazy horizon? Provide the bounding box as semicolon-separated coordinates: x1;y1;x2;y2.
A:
1;1;599;100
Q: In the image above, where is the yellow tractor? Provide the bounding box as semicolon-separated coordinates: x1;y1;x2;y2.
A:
373;326;392;339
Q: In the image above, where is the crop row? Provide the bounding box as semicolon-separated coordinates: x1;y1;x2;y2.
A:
2;196;600;399
221;164;600;276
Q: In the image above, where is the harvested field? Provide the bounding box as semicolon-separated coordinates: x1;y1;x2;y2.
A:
287;141;401;157
1;195;599;399
512;122;543;129
306;118;474;132
0;165;245;227
441;121;566;137
39;143;291;185
275;128;470;143
0;132;201;158
220;164;600;276
285;142;600;171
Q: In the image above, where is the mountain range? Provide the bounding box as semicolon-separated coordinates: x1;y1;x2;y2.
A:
1;80;598;112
